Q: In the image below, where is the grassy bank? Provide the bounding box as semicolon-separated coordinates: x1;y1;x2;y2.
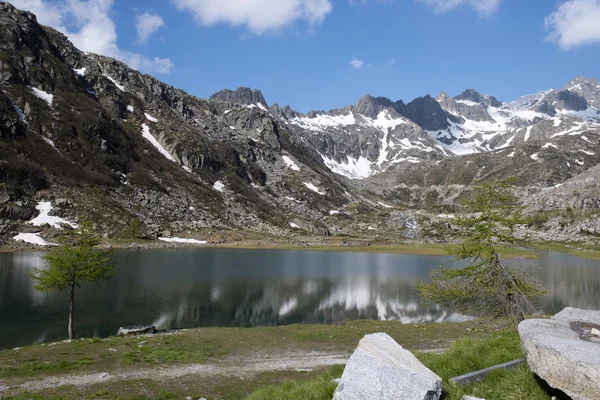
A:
1;319;512;400
532;240;600;260
248;330;558;400
0;321;563;400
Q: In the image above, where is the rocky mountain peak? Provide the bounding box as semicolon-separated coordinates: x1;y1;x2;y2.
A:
455;89;485;104
269;103;298;120
400;95;450;131
210;87;268;107
484;94;502;108
563;76;600;108
435;92;455;109
353;95;395;119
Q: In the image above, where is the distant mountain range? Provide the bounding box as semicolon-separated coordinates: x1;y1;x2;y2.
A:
1;1;599;246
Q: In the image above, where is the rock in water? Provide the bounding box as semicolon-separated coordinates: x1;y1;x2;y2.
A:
333;332;442;400
519;307;600;400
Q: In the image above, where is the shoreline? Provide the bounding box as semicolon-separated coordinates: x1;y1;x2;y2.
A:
3;237;600;260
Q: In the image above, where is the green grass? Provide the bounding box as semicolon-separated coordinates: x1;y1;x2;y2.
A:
0;320;504;399
244;330;561;400
246;366;343;400
532;241;600;260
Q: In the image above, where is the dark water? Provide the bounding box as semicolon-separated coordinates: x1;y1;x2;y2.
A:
1;248;599;349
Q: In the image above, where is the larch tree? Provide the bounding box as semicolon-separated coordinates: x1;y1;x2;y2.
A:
418;180;546;323
29;217;114;340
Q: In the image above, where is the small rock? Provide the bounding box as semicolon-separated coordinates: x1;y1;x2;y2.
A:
591;328;600;337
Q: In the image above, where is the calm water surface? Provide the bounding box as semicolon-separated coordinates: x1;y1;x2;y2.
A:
1;248;599;349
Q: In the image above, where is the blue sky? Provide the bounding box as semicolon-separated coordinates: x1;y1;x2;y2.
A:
9;0;600;112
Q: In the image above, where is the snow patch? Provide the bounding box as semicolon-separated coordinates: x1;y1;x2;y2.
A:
524;126;533;142
141;124;176;162
377;202;393;208
42;137;56;148
329;210;341;215
319;153;372;179
127;105;134;112
73;67;86;76
256;103;268;112
507;151;515;158
13;233;55;246
579;149;595;155
289;222;301;229
29;202;78;229
455;100;479;106
144;113;158;122
542;143;558;149
212;181;225;192
290;112;357;131
30;87;53;106
103;75;126;91
530;153;540;161
303;182;324;195
158;237;207;244
282;156;300;171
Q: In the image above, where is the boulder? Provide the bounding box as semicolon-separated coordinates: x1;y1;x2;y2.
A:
519;307;600;400
333;332;442;400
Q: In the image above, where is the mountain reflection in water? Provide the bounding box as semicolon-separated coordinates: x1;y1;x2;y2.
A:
0;248;599;349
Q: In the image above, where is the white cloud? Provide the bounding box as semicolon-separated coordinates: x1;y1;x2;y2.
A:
136;12;165;44
171;0;333;35
418;0;500;17
545;0;600;49
385;56;396;69
8;0;174;74
350;58;364;68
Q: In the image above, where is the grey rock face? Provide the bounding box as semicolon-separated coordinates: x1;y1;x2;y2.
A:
484;94;502;108
564;76;600;108
455;89;485;104
210;87;268;107
353;95;395;119
333;333;442;400
519;307;600;400
400;95;450;131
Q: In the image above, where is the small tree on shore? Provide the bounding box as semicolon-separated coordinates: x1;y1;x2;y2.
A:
29;217;114;340
418;180;546;323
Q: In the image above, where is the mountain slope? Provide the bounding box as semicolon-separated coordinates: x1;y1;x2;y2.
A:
0;2;377;244
1;1;600;247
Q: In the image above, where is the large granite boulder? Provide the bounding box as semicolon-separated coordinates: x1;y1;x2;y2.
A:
333;332;442;400
519;307;600;400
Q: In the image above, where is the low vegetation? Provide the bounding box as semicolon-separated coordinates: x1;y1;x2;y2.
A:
1;319;507;399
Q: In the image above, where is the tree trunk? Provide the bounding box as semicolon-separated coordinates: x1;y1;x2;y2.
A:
68;281;75;340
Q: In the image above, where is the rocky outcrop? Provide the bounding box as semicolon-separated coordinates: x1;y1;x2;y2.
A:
399;95;450;131
333;333;442;400
210;87;268;107
455;89;486;104
519;307;600;400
